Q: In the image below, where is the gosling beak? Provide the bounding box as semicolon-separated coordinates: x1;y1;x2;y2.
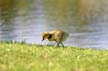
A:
42;37;45;41
42;39;44;41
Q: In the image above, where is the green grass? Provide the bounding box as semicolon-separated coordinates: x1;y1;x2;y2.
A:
0;42;108;71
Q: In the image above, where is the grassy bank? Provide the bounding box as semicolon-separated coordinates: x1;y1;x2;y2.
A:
0;42;108;71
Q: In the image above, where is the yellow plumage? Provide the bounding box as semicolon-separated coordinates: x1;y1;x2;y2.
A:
42;30;69;47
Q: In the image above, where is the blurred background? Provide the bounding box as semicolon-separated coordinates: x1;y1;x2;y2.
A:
0;0;108;49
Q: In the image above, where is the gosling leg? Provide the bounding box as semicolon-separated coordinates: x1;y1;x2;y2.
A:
56;43;60;47
61;42;65;47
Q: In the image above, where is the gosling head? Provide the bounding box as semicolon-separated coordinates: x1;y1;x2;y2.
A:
42;32;50;41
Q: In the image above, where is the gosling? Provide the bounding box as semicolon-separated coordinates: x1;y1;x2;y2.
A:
42;30;69;47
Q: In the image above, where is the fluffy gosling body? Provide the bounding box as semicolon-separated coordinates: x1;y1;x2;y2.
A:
42;30;69;47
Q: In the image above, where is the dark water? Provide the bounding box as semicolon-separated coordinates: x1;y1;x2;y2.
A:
0;0;108;49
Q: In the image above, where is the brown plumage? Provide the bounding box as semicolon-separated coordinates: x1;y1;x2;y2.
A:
42;30;69;47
